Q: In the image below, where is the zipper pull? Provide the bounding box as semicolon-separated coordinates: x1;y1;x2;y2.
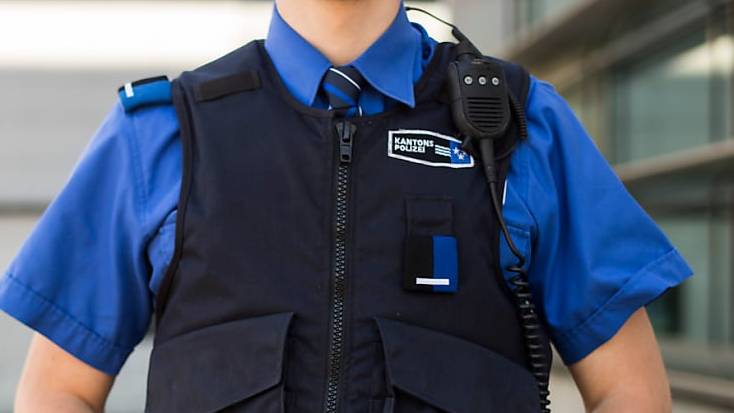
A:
335;120;357;164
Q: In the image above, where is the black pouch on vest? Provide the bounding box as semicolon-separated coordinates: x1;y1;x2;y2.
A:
403;197;458;294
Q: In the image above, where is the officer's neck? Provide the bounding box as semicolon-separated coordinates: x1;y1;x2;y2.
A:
276;0;402;66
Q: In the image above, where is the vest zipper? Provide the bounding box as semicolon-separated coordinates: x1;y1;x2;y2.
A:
324;120;357;413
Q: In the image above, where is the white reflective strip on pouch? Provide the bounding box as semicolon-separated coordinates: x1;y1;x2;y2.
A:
416;277;451;286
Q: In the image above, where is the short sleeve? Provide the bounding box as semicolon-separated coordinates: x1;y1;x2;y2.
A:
0;102;180;375
502;78;693;365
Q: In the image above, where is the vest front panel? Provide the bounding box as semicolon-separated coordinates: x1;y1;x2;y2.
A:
146;41;544;413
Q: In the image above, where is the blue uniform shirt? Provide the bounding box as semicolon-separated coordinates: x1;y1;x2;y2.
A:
0;5;692;375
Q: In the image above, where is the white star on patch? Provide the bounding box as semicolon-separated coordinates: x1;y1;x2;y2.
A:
452;146;468;161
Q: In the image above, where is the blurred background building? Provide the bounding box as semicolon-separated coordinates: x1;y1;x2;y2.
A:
0;0;732;411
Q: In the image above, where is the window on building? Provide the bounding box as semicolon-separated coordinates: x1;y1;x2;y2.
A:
514;0;583;31
646;190;734;379
612;29;733;163
650;206;733;346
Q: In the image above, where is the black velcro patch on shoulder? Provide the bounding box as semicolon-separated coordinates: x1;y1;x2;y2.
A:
194;71;261;102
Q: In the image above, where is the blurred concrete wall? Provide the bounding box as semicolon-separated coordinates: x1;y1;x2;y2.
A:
0;1;270;210
448;0;508;54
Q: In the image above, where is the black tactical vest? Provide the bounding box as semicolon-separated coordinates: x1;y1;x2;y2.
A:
146;40;551;413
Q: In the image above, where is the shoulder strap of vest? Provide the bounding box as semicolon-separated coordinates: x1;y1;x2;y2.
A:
193;71;261;103
493;58;531;114
174;41;265;105
117;76;172;113
492;57;530;154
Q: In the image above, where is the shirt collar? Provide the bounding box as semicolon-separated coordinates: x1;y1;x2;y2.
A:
265;3;423;108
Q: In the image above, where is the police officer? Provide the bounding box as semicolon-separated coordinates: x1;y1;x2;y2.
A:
2;0;691;412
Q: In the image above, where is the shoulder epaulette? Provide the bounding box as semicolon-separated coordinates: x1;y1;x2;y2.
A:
118;76;172;113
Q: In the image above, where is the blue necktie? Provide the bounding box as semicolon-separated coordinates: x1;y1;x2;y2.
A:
321;66;365;117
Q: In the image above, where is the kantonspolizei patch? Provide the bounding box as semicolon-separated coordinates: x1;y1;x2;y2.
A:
388;129;475;168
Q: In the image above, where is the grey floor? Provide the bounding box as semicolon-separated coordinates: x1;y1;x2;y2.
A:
0;216;729;412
